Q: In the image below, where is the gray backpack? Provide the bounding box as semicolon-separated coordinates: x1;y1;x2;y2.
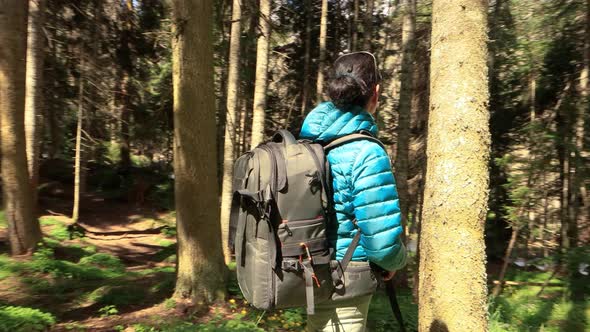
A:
230;129;383;314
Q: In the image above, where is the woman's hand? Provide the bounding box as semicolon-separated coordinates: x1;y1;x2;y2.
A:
382;270;396;281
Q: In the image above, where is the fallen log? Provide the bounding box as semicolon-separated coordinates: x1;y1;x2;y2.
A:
491;280;563;287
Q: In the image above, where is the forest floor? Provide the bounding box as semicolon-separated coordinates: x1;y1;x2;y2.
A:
0;189;588;331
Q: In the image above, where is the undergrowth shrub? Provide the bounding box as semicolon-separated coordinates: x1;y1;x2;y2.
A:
0;305;56;331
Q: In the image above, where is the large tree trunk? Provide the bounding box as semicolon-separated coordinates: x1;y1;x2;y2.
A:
300;0;312;116
220;0;242;263
395;0;416;235
0;0;43;255
171;0;227;304
418;1;490;331
315;0;328;103
250;0;272;148
24;0;46;210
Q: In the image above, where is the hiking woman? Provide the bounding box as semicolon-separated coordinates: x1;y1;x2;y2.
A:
299;52;407;331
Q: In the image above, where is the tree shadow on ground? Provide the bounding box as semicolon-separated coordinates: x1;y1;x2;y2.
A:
429;319;448;332
522;294;557;330
0;237;176;323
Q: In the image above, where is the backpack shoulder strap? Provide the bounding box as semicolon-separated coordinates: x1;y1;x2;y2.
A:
324;132;385;152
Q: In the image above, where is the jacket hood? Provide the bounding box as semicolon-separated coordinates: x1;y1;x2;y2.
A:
299;102;378;142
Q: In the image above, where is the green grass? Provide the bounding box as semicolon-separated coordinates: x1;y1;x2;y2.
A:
367;289;418;332
1;235;587;332
490;268;589;332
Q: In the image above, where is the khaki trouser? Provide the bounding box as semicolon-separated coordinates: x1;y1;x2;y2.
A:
306;294;373;332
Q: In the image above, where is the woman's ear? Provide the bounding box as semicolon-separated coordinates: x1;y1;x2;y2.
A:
372;84;381;104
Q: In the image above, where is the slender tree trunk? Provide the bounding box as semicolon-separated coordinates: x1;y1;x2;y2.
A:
239;102;247;156
24;0;46;211
300;0;312;116
380;0;401;150
347;2;353;51
392;0;415;289
171;0;227;304
573;0;590;248
418;1;490;331
395;0;416;233
362;0;374;51
316;0;328;103
352;0;359;51
118;1;133;170
120;72;132;169
334;0;342;55
560;136;571;250
72;59;85;223
250;0;272;148
220;0;242;263
0;0;43;255
492;226;519;297
216;0;231;189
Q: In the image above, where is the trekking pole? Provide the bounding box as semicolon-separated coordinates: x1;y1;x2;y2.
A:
371;262;407;332
385;279;407;332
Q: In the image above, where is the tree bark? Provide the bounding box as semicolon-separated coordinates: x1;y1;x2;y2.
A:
171;0;227;304
0;0;43;255
220;0;242;263
418;1;490;331
362;0;374;51
300;0;312;116
559;127;571;250
72;62;84;223
395;0;416;235
492;226;519;297
573;0;590;249
24;0;46;211
316;0;328;103
250;0;272;148
352;0;359;51
118;1;134;170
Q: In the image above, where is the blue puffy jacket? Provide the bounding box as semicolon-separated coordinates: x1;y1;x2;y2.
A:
300;102;407;271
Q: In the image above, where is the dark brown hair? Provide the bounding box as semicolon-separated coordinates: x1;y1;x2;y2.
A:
327;52;382;108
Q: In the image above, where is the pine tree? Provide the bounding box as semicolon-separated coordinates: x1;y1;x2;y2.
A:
418;0;490;330
171;0;227;303
0;0;43;255
250;0;272;147
220;0;243;263
395;0;416;234
72;57;85;223
316;0;328;103
24;0;46;210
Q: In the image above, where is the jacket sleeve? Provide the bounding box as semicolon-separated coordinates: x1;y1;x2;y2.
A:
350;142;407;271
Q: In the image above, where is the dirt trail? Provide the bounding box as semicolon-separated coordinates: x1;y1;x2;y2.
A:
0;192;179;330
40;193;176;266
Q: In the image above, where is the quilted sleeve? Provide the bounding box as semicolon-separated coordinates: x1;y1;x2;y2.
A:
350;142;407;271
